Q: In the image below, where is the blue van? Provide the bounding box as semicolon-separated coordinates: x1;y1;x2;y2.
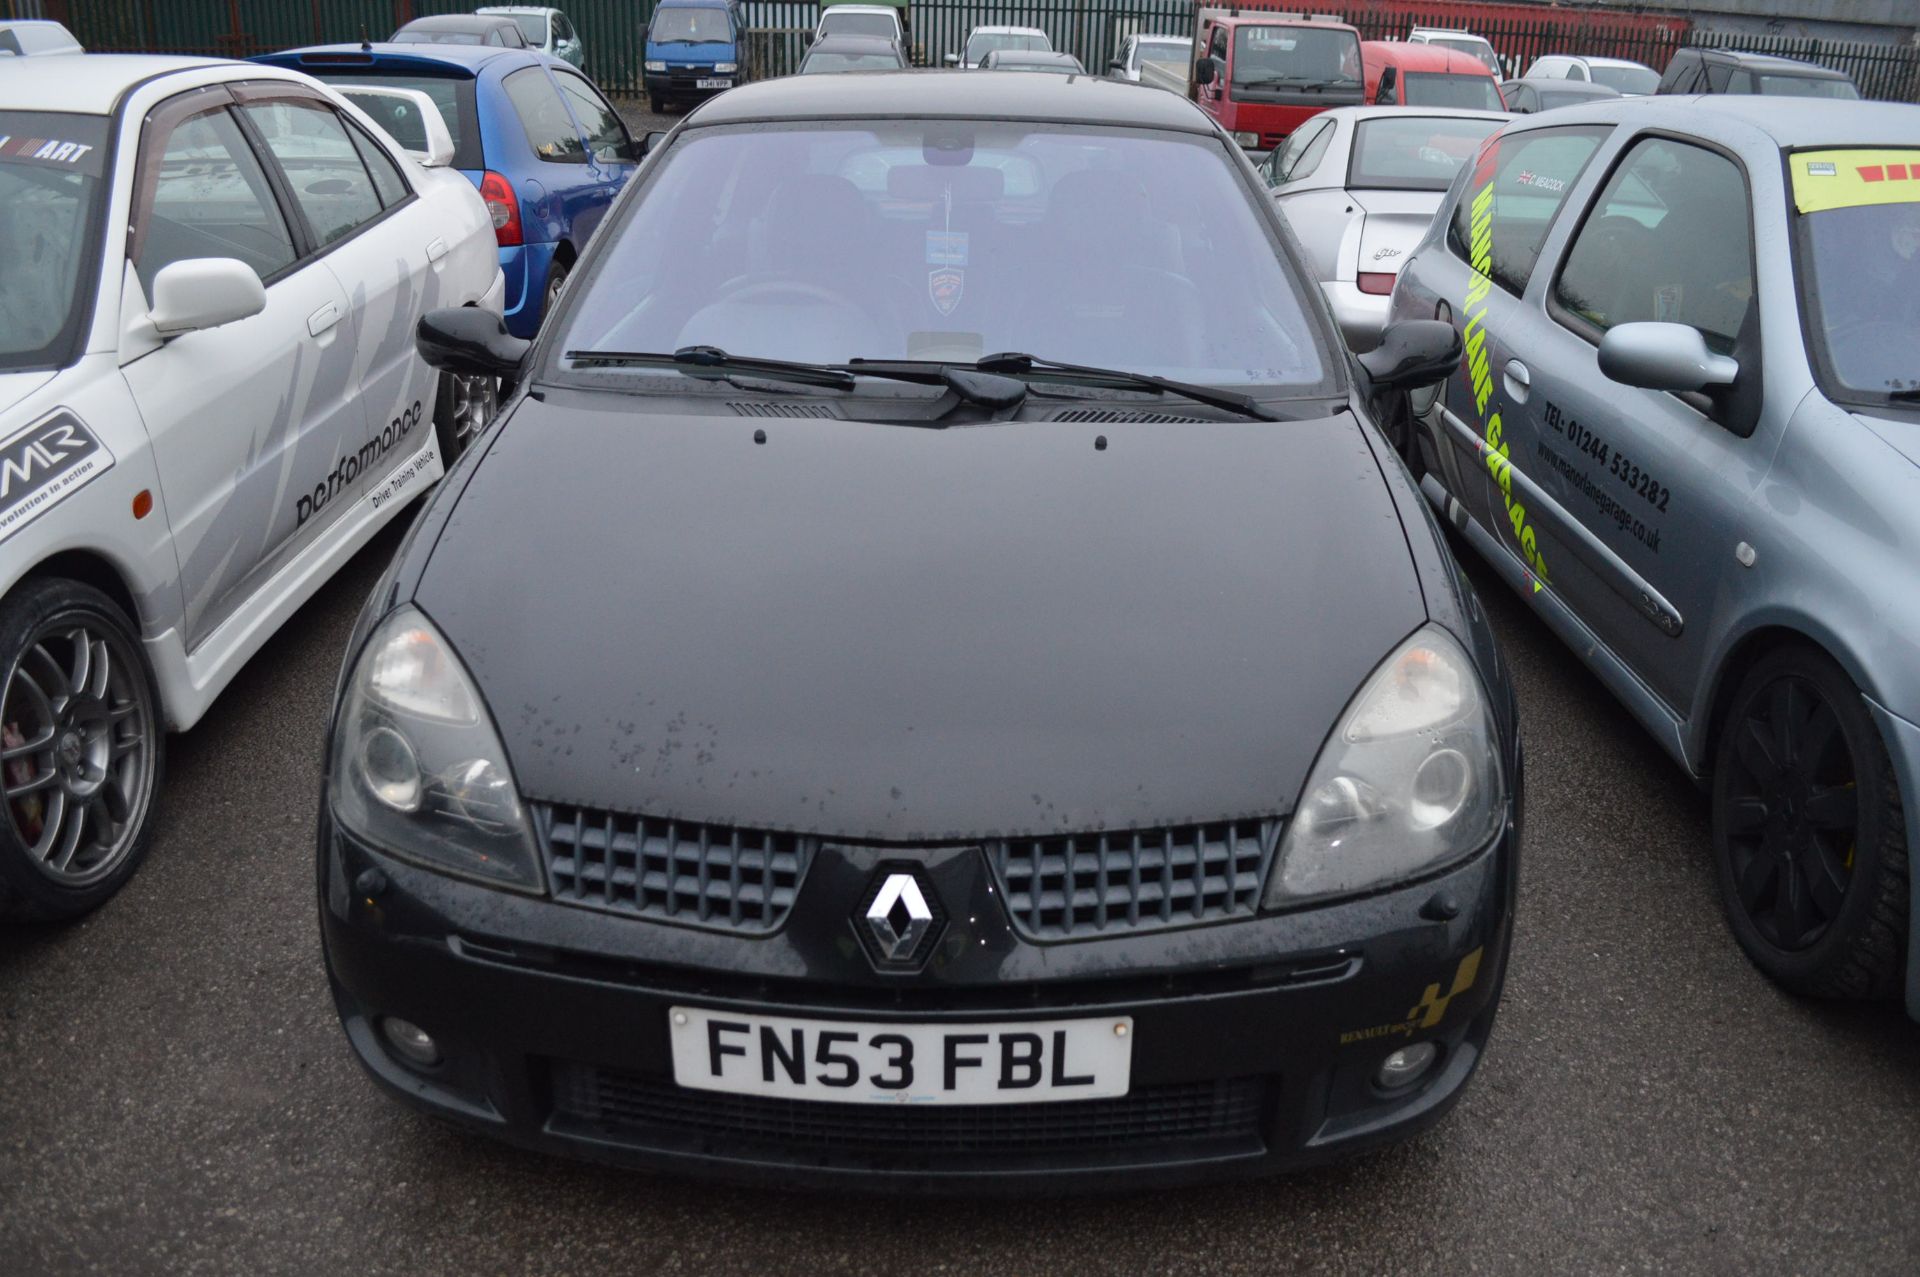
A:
644;0;745;113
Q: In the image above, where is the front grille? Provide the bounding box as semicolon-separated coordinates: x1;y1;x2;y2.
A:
550;1063;1265;1161
535;804;816;934
989;820;1280;940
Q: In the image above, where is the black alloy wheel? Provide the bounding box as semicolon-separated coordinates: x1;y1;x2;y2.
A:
1711;645;1908;999
0;579;163;921
433;368;498;465
542;257;570;329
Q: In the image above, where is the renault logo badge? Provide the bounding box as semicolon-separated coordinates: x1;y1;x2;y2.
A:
865;872;934;962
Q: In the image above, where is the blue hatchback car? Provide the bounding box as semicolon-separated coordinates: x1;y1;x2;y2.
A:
255;43;638;337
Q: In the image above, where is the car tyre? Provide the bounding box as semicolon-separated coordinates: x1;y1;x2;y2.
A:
1711;645;1908;1000
0;579;163;922
433;368;498;465
1376;389;1425;481
541;257;570;329
649;94;666;114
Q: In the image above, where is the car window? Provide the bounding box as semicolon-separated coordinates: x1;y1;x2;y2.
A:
1378;67;1397;105
1589;64;1657;94
1232;26;1361;91
1;111;110;370
822;13;897;39
1447;125;1608;296
1756;73;1857;99
240;99;386;247
554;70;627;161
346;122;410;208
1269;123;1315;184
306;73;481;170
1554;138;1753;355
1402;72;1503;111
1349;115;1502;190
1793;150;1920;405
1208;27;1226;62
137;107;297;297
503;11;549;44
504;67;586;163
1288;119;1337;182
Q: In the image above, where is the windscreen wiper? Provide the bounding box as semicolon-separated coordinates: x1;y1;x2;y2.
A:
972;352;1283;422
565;346;859;389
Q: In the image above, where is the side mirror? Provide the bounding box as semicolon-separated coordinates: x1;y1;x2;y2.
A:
1194;56;1218;86
1358;320;1462;391
148;258;265;336
802;33;812;47
416;307;530;379
1108;59;1124;73
639;129;668;158
1598;322;1738;392
942;52;959;66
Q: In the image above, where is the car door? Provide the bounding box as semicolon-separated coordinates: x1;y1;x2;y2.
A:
235;89;442;509
1503;133;1763;708
551;65;637;242
1418;123;1611;590
119;86;368;649
501;62;601;248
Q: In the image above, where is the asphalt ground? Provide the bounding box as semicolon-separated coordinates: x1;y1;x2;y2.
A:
3;104;1918;1273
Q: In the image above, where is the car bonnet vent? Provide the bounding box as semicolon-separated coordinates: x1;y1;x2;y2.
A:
1046;408;1210;424
727;402;838;418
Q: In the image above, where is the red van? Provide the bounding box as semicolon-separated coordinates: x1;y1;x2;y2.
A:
1192;12;1363;154
1361;41;1506;111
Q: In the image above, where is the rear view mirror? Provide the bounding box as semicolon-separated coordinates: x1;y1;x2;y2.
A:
417;307;530;379
148;258;265;336
1358;320;1462;391
1598;322;1738;393
1108;59;1125;73
1194;57;1218;86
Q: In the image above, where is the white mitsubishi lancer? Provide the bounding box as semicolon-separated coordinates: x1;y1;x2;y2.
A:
0;55;502;919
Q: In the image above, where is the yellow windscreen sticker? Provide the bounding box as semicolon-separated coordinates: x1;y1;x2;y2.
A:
1792;149;1920;214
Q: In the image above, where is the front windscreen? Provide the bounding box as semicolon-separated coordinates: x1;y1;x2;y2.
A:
1589;64;1657;94
1757;73;1858;99
1232;27;1360;91
392;31;483;46
554;121;1330;389
651;8;729;43
1349;115;1501;190
0;112;108;371
1794;151;1920;406
965;32;1049;62
803;52;902;72
504;12;549;44
1138;41;1189;66
1402;72;1504;111
1432;38;1498;72
821;13;898;39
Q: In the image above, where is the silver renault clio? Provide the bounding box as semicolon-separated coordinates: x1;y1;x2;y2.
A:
1392;97;1920;1017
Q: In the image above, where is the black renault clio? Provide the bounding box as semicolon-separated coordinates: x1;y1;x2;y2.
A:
321;71;1522;1190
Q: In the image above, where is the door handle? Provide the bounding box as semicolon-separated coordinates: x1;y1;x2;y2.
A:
307;302;341;338
1503;358;1530;403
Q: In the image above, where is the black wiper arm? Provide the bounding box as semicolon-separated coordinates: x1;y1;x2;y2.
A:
1886;387;1920;402
974;352;1281;421
565;346;857;389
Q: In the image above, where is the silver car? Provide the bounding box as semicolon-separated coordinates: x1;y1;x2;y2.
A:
1393;97;1920;1018
1257;105;1507;350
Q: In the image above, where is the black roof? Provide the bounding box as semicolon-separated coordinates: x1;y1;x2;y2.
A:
1689;48;1852;77
685;69;1219;132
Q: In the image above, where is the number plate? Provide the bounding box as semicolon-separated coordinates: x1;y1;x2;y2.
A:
668;1007;1133;1105
695;77;732;89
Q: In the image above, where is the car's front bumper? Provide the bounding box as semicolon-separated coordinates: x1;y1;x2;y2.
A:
643;71;736;102
1322;281;1390;353
319;798;1518;1192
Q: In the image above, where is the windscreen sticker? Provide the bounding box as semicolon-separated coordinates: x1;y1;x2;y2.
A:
928;268;965;316
926;230;969;267
1792;149;1920;214
0;136;96;165
0;412;114;545
1461;138;1548;592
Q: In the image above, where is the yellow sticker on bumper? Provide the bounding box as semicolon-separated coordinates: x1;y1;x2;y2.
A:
1792;149;1920;215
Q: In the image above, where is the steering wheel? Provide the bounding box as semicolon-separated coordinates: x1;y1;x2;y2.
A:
711;278;864;312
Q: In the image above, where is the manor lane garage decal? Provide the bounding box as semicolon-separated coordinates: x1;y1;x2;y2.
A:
295;400;421;527
0;411;113;545
1538;400;1666;555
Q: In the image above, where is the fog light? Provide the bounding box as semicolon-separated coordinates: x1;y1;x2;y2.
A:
380;1016;442;1068
1377;1042;1438;1089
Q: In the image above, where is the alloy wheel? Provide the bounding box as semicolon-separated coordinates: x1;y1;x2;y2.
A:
1;617;157;886
1719;675;1858;952
448;372;498;448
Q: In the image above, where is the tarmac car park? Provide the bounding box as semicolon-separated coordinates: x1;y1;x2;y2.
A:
0;54;500;920
319;69;1522;1191
1391;96;1920;1018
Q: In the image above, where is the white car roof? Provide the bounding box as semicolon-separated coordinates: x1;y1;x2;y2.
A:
1412;28;1487;39
1578;55;1654;69
0;54;232;115
822;5;905;14
972;26;1047;36
477;6;561;15
1137;34;1190;45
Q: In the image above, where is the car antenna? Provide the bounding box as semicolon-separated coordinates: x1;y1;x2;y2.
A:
361;25;372;52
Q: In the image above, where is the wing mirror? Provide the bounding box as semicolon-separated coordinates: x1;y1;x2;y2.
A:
1598;322;1738;392
942;52;959;66
148;258;265;337
1194;56;1218;86
417;307;530;379
639;129;669;158
1108;58;1125;73
1358;320;1462;391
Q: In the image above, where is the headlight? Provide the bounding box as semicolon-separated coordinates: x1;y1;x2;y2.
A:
645;60;667;72
330;607;544;893
713;61;737;73
1266;625;1504;907
1234;131;1260;148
